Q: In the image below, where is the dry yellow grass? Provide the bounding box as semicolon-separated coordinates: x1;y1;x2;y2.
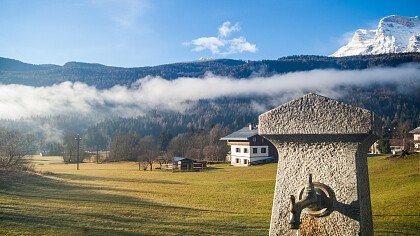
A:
1;156;276;235
0;154;419;235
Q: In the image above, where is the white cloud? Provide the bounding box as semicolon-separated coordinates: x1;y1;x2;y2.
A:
218;21;240;38
0;64;418;119
189;37;225;54
185;21;257;55
226;36;257;54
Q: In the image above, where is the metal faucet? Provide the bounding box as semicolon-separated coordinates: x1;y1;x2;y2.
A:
289;174;332;230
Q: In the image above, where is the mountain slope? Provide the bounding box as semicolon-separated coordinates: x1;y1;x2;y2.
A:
1;53;420;88
0;57;59;71
332;15;420;57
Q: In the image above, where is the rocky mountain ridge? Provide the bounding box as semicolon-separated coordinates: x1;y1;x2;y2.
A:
332;15;420;57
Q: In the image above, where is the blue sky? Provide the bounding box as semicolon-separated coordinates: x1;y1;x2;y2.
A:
0;0;419;67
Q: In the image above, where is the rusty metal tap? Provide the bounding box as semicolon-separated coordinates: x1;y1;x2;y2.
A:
289;174;320;229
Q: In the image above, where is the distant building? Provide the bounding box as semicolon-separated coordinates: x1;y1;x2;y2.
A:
172;157;195;171
389;138;408;155
409;126;420;152
170;157;207;172
220;124;276;166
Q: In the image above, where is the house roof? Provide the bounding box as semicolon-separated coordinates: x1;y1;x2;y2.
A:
173;157;194;162
220;127;258;141
409;126;420;134
389;139;404;147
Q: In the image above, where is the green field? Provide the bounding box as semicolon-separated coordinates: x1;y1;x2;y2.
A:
0;154;419;235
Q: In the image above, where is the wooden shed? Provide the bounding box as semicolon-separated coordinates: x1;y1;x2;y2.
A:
172;157;194;171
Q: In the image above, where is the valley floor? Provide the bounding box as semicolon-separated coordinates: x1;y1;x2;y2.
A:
0;154;419;235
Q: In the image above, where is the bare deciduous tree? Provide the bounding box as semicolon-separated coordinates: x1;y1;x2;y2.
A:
109;133;141;162
138;135;158;170
164;125;230;162
0;128;35;169
203;145;225;162
167;134;189;157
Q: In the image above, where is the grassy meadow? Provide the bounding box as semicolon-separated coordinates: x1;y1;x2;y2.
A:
0;154;419;235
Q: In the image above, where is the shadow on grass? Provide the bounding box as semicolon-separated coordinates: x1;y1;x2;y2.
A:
203;166;224;171
373;219;420;236
368;154;385;157
47;172;187;185
373;214;420;217
0;171;265;235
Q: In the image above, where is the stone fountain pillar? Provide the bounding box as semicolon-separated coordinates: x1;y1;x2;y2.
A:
258;93;381;236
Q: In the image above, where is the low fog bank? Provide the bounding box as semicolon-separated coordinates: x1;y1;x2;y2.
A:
0;64;419;119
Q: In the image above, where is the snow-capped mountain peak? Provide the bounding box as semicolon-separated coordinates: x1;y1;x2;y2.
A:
332;15;420;57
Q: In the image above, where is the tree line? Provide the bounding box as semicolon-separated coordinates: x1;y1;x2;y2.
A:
56;124;230;170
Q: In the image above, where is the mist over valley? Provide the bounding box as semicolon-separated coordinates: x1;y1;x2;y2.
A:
0;53;419;151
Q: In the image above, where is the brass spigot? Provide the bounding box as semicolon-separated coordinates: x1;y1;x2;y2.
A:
289;174;333;230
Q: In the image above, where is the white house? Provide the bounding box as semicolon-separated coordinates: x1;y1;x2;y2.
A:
389;138;407;155
220;124;275;166
409;126;420;152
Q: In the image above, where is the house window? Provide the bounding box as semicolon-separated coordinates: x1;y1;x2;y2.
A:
252;137;257;142
243;148;248;153
235;158;240;163
243;159;248;165
236;148;240;153
252;148;258;154
261;148;267;153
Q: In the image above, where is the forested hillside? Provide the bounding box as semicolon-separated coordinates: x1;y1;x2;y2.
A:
1;53;420;88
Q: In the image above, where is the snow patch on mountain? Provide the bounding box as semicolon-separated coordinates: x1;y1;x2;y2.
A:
332;15;420;57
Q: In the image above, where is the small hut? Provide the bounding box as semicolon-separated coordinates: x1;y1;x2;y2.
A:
172;157;194;171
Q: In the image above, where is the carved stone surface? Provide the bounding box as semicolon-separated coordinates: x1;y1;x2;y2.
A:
259;93;381;136
259;93;380;236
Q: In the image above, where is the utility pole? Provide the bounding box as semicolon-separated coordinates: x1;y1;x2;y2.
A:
96;144;100;163
75;134;82;170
